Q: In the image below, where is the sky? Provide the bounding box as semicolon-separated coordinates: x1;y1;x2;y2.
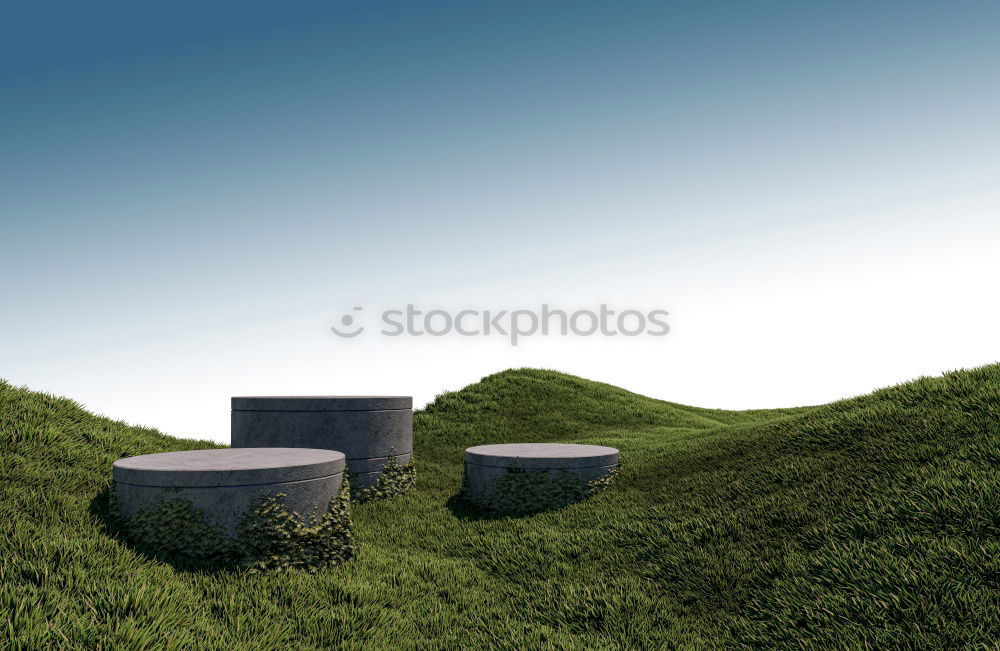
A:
2;0;999;442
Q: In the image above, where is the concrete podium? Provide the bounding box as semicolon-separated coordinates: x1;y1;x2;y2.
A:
231;396;413;488
113;447;346;534
464;442;619;505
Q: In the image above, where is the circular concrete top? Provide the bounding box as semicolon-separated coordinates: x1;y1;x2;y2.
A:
113;448;346;487
232;396;412;411
465;443;619;470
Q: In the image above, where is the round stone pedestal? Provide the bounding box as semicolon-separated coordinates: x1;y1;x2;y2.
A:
231;396;413;489
463;443;620;510
113;448;346;534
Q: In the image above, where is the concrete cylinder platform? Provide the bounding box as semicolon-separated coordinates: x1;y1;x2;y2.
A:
113;448;346;535
464;443;620;504
231;396;413;489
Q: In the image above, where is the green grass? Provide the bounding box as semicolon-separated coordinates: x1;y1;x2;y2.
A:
2;366;998;648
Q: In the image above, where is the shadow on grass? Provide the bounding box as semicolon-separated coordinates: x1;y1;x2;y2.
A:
443;490;559;521
88;483;243;576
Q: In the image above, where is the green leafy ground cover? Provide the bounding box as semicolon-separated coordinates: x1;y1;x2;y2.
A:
1;366;998;648
98;483;355;574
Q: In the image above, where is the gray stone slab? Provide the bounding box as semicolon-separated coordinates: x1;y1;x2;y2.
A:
346;452;412;475
232;396;412;411
116;475;343;534
465;443;619;470
231;397;414;490
350;469;386;489
113;448;345;487
463;443;620;503
465;463;618;501
113;448;346;535
232;409;412;459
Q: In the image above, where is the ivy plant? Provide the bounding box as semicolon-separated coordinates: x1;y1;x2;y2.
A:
346;453;416;503
110;481;355;572
456;462;620;515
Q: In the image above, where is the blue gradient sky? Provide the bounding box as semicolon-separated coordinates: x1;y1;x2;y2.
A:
3;1;999;441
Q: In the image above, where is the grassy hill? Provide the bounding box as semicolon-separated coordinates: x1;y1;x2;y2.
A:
1;366;997;648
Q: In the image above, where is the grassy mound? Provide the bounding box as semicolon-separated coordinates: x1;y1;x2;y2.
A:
1;366;997;647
